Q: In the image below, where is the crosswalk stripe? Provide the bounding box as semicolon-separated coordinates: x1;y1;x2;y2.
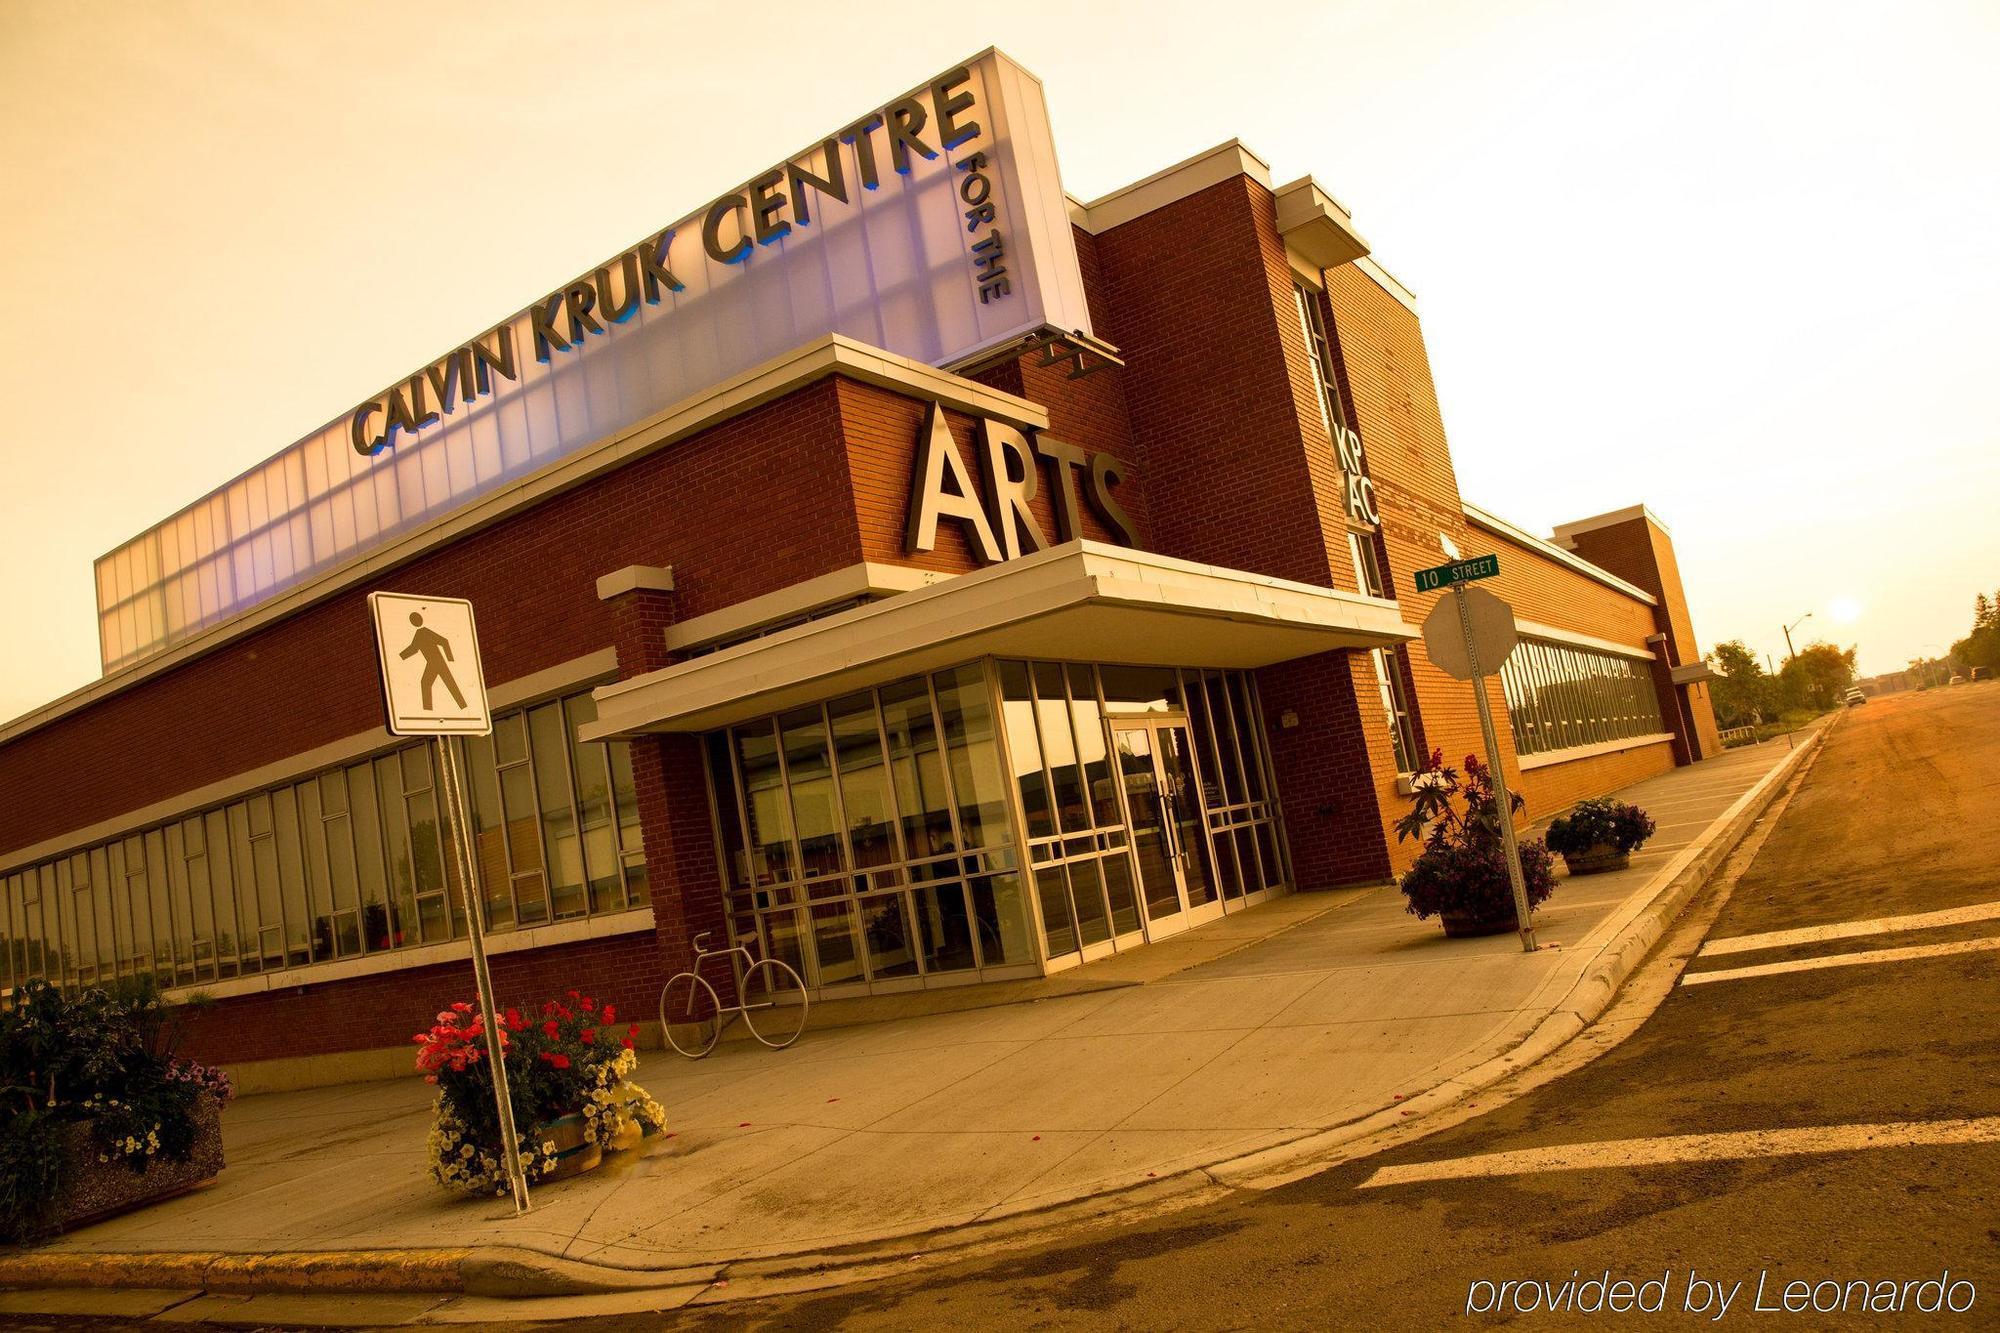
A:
1359;1116;2000;1189
1682;936;2000;986
1701;898;2000;956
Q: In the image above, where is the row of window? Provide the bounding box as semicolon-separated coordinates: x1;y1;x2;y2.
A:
1499;640;1668;757
1;690;647;995
705;665;1034;992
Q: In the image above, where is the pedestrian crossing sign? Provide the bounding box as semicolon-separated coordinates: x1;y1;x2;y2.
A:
368;591;493;736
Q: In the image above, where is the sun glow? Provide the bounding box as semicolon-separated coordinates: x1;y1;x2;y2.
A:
1829;596;1864;624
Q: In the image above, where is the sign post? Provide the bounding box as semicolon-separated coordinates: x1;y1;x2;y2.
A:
368;591;531;1213
1417;560;1538;954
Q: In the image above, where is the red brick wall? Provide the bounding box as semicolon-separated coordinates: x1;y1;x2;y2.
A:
838;378;1141;574
1323;254;1687;866
1562;514;1724;760
1322;263;1509;871
177;928;664;1067
1516;739;1676;823
1088;177;1341;588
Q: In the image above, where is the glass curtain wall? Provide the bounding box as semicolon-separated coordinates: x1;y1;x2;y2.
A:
705;659;1293;989
704;664;1034;993
1498;640;1667;758
999;662;1288;964
0;689;647;997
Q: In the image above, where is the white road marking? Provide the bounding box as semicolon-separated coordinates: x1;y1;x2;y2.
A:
1682;936;2000;986
1701;898;2000;956
1359;1116;2000;1189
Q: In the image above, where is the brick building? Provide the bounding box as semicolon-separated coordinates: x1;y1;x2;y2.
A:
0;50;1718;1085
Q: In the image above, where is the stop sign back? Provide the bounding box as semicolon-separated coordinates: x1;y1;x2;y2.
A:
1422;585;1519;681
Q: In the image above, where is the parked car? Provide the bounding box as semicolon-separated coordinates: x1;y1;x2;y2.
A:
1974;667;1990;683
1949;675;1966;686
1844;688;1867;707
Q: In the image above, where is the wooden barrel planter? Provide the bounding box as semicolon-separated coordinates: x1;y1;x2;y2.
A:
1560;844;1631;875
532;1112;603;1182
50;1093;225;1233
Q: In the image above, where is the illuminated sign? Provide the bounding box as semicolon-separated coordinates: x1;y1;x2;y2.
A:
345;57;1073;458
98;49;1091;673
904;402;1137;562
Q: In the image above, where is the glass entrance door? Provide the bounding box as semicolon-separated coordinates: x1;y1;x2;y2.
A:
1111;720;1218;939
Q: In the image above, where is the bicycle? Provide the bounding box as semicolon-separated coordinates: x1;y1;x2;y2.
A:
658;931;809;1058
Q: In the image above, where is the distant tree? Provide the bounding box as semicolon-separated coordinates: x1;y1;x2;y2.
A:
1946;589;2000;676
1707;639;1776;727
1780;642;1857;710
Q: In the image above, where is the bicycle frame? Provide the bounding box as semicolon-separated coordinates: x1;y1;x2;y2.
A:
660;931;809;1057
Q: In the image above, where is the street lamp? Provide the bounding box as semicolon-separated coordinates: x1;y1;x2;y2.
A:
1782;612;1813;663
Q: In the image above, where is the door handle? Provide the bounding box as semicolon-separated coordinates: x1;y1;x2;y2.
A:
1158;792;1184;864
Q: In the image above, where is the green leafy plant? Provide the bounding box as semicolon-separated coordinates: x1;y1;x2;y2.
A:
1395;749;1556;923
1545;798;1656;858
0;977;232;1241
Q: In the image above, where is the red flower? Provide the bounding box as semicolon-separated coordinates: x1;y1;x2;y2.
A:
627;1023;639;1039
451;1001;474;1013
580;1027;597;1044
581;996;596;1012
621;1038;634;1050
542;1019;560;1038
602;1005;616;1024
538;1052;572;1070
504;1007;523;1032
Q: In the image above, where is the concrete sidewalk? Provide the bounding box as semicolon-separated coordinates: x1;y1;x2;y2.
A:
12;733;1818;1302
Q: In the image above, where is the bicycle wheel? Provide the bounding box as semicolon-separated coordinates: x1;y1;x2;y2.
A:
660;971;723;1058
738;958;808;1049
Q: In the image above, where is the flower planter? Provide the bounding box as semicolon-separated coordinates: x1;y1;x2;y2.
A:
1560;844;1631;876
50;1093;224;1233
1439;908;1520;938
533;1111;603;1182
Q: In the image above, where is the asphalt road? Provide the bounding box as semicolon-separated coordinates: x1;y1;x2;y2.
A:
666;686;2000;1329
12;685;1998;1330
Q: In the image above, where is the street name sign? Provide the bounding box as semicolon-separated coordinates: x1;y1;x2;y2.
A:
1421;585;1519;682
1413;553;1500;594
368;592;492;736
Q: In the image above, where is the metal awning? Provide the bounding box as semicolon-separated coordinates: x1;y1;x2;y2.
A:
1670;661;1720;685
582;541;1415;737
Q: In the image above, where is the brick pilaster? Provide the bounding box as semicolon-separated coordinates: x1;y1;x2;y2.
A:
598;575;729;994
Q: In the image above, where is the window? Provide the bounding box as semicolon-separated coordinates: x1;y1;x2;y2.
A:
1349;530;1388;601
1499;641;1666;758
704;664;1033;991
1369;648;1423;775
0;688;646;995
1293;280;1350;439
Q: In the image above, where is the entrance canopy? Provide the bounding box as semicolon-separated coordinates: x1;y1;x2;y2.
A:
582;542;1414;739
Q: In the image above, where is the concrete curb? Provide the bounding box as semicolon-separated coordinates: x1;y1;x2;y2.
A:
0;730;1829;1306
1209;721;1831;1190
0;1247;470;1295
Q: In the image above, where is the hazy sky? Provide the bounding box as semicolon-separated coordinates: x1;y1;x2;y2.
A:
2;0;1995;722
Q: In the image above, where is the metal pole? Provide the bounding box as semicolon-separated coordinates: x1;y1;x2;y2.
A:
1454;581;1537;953
434;735;531;1214
1782;623;1796;663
